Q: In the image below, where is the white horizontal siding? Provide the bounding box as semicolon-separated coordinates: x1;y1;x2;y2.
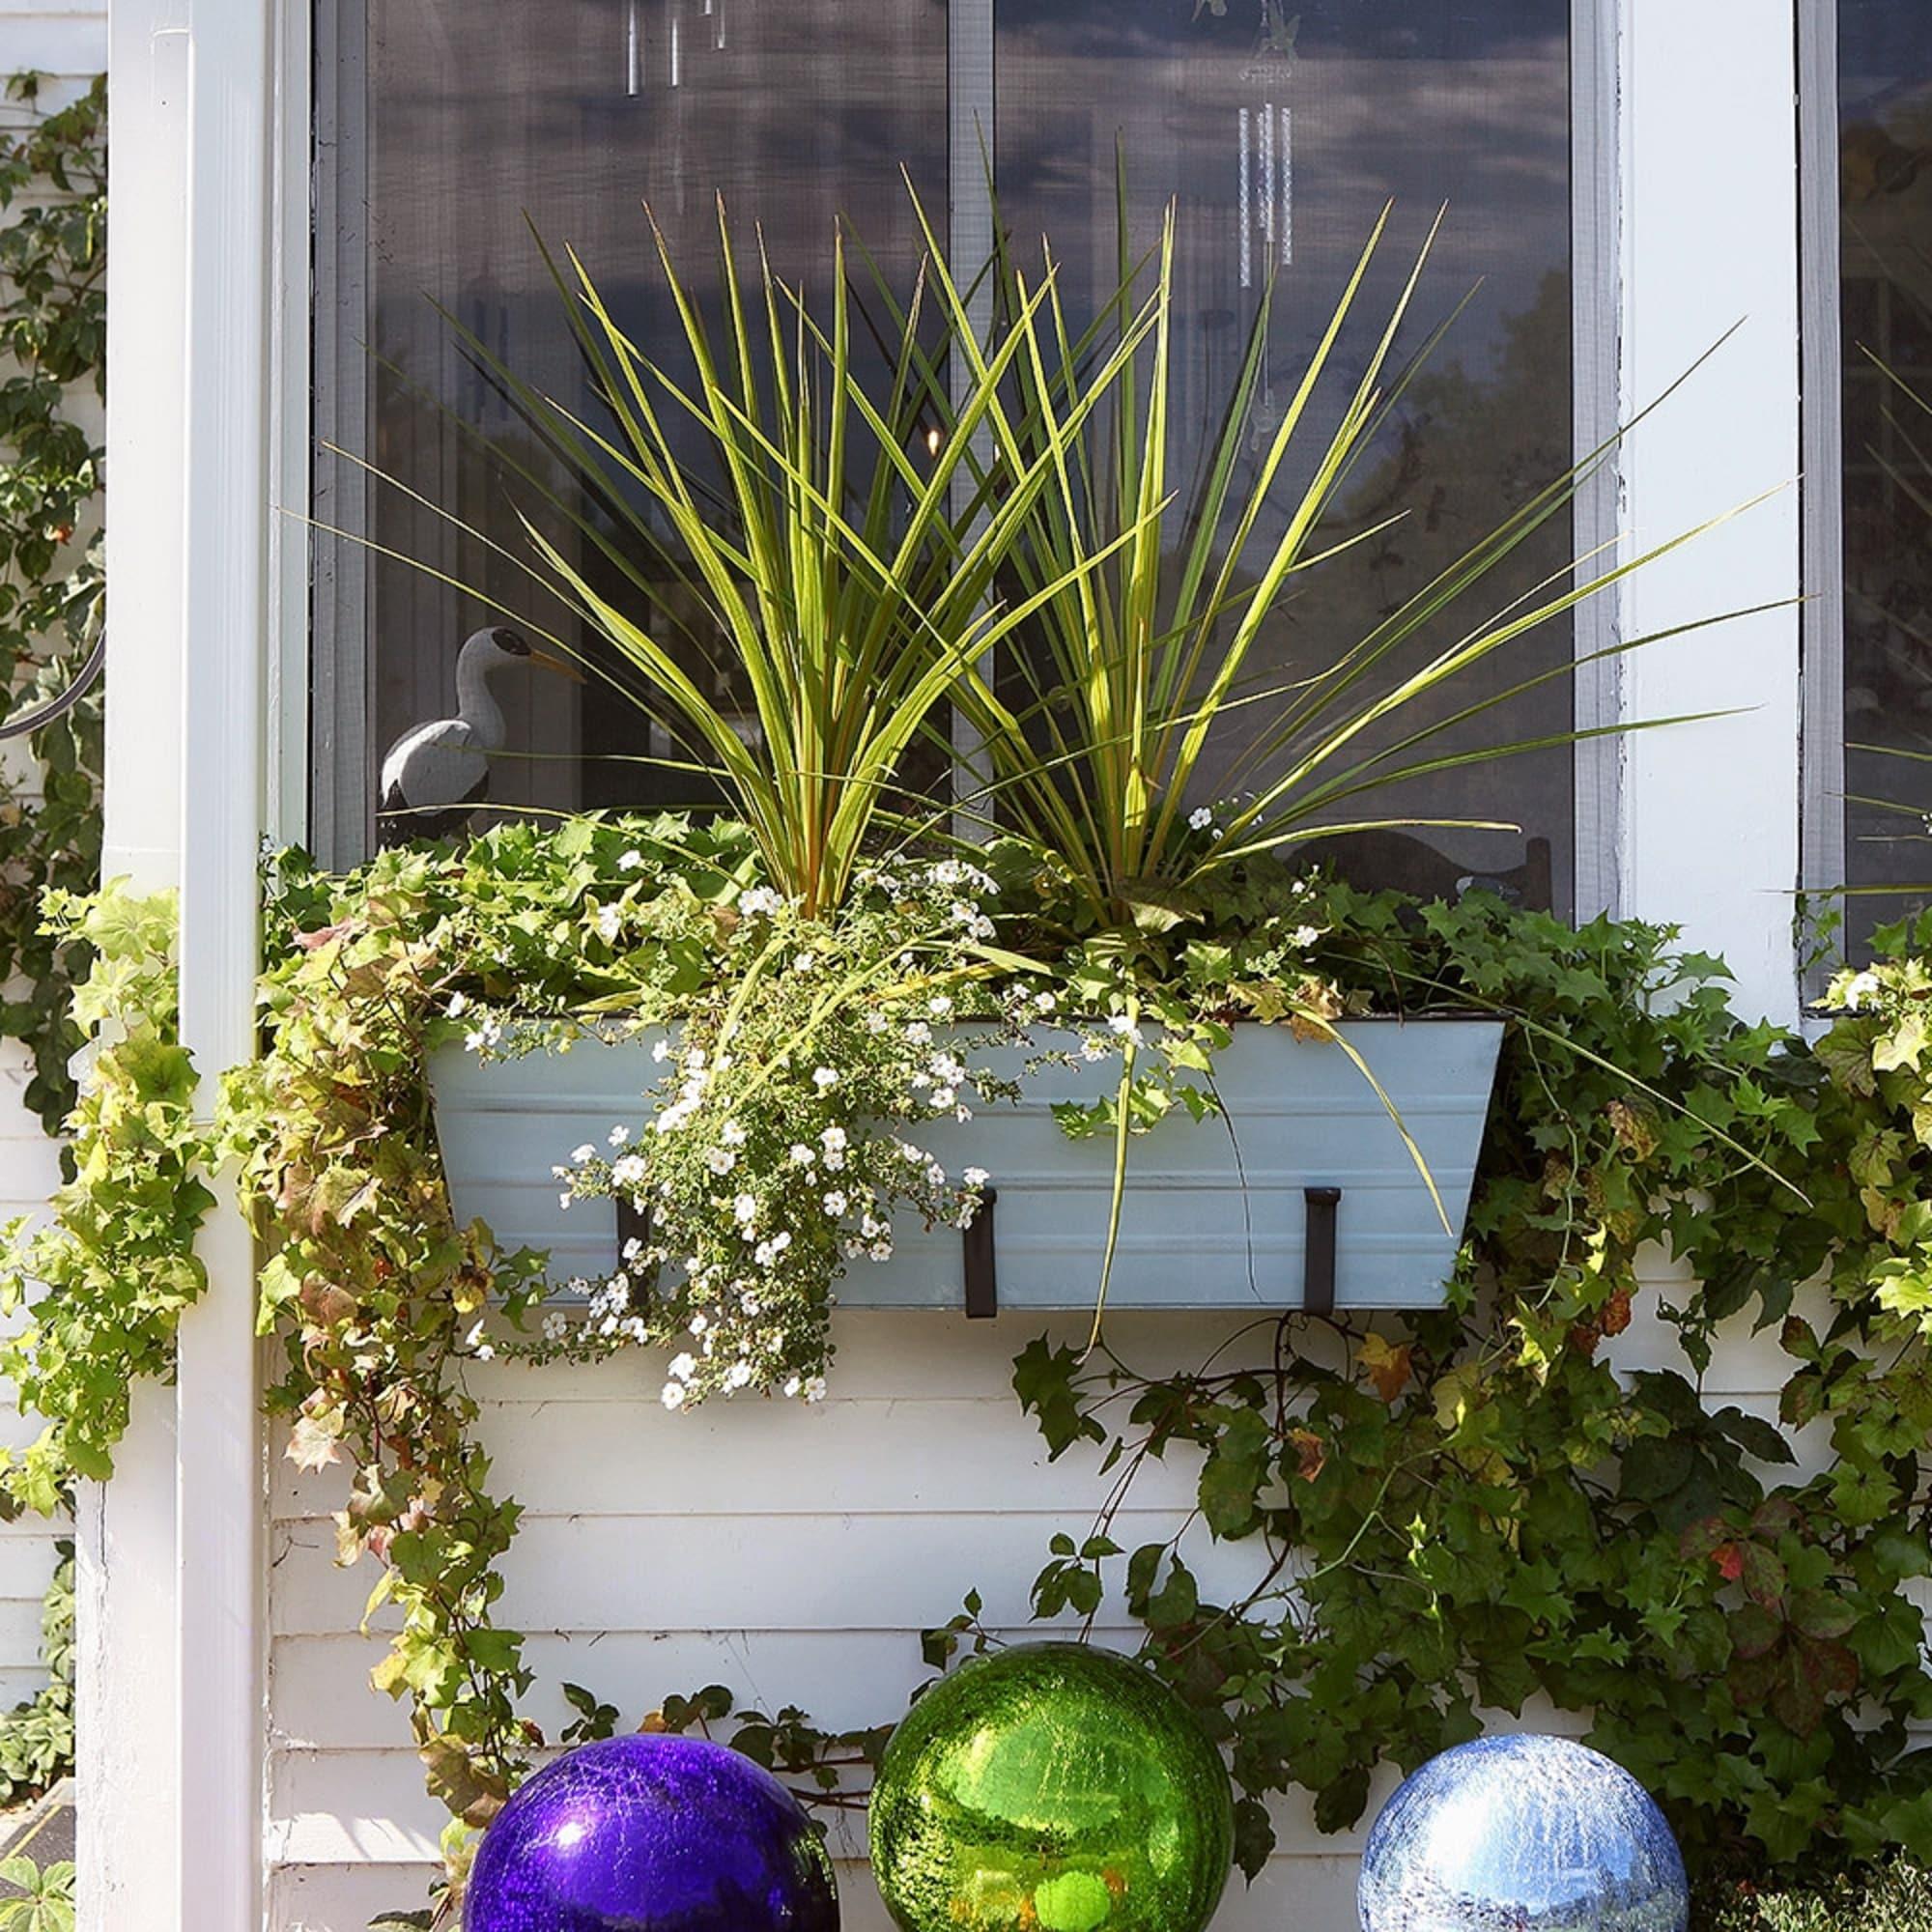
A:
0;1;102;80
267;1290;1804;1929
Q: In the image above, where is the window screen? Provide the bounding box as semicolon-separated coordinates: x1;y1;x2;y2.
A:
314;0;1580;906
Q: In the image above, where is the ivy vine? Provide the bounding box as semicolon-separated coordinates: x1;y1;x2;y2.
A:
0;68;106;1822
13;826;1932;1926
0;72;104;1143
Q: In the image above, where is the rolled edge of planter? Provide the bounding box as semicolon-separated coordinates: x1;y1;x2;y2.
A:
429;1017;1504;1312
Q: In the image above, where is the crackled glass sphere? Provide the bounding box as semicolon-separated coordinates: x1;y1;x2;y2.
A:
868;1641;1234;1932
464;1733;838;1932
1358;1734;1689;1932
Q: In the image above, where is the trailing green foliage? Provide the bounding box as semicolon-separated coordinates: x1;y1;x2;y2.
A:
0;1856;72;1932
16;834;1932;1924
0;1541;73;1808
0;72;104;1141
0;887;212;1508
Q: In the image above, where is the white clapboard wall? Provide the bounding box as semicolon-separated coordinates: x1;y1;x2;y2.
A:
0;0;102;1725
268;1283;1819;1932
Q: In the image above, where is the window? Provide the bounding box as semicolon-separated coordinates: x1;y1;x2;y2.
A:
313;0;1599;910
1804;3;1932;958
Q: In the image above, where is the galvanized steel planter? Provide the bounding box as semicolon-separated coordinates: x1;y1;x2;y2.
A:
430;1018;1502;1312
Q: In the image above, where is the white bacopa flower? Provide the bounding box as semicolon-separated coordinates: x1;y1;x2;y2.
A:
783;1375;804;1398
822;1189;849;1216
733;1193;758;1224
1035;990;1058;1011
929;994;953;1016
725;1361;754;1390
803;1376;828;1403
812;1066;839;1091
621;1237;644;1264
1289;924;1321;949
741;1293;761;1316
905;1020;932;1047
794;951;818;975
619;849;644;869
612;1154;648;1189
595;904;623;944
542;1311;569;1343
651;1038;672;1063
821;1126;847;1151
691;1313;708;1334
864;1009;890;1035
926;1162;947;1187
661;1382;687;1409
611;1123;632;1147
789;1143;816;1166
558;1191;574;1210
932;1088;956;1110
721;1120;748;1146
668;1351;697;1380
572;1144;596;1164
1188;806;1215;831
705;1147;738;1177
964;1167;990;1188
446;991;469;1017
739;885;783;916
622;1316;647;1343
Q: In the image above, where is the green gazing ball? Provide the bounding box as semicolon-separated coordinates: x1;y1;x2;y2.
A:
868;1642;1235;1932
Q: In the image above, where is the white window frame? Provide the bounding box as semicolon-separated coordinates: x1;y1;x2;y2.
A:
1799;5;1846;928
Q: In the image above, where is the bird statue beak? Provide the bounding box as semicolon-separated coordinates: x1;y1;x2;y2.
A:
528;647;587;684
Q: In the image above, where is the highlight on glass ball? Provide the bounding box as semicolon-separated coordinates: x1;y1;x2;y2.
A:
868;1640;1235;1932
463;1732;839;1932
1357;1732;1689;1932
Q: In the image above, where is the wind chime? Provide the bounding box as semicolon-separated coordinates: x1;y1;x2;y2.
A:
1237;3;1300;441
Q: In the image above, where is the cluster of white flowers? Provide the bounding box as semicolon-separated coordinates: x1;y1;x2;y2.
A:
654;1046;712;1136
463;1010;506;1055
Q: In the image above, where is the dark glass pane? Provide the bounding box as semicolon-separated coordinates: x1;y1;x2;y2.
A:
1837;4;1932;952
322;0;948;848
996;0;1575;910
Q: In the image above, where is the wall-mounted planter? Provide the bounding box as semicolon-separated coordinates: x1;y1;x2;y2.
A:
430;1017;1502;1313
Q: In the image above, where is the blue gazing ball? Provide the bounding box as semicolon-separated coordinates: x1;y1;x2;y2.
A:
464;1733;839;1932
1358;1734;1688;1932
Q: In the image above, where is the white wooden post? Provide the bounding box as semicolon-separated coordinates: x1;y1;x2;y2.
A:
89;4;274;1929
1616;0;1804;1027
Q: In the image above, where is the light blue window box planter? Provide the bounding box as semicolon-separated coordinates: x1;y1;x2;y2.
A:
430;1017;1502;1313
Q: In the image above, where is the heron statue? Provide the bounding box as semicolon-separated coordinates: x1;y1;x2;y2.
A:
378;625;583;843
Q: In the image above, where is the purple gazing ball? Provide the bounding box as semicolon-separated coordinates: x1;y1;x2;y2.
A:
464;1734;840;1932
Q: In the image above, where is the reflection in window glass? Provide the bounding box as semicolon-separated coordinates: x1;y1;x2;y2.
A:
323;0;949;851
1836;6;1932;952
318;0;1575;902
997;1;1574;909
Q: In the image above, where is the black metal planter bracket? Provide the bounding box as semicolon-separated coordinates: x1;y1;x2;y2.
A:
1303;1186;1341;1317
963;1186;999;1319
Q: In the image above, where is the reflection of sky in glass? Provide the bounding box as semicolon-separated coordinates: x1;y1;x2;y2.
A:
1833;3;1932;955
332;0;1577;900
1359;1735;1688;1932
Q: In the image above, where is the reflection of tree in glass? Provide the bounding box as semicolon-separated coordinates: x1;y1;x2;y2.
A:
1833;102;1932;941
1204;270;1576;905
